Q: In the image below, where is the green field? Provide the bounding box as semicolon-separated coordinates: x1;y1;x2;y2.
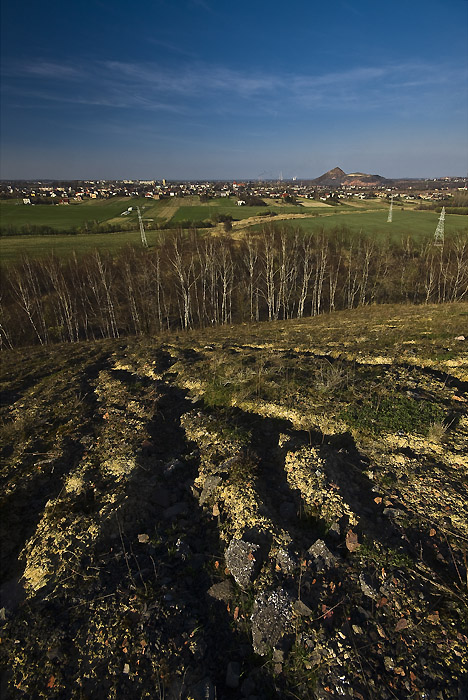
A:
1;195;466;264
0;197;154;230
170;196;309;222
251;209;468;243
171;204;302;221
0;230;166;264
0;195;331;231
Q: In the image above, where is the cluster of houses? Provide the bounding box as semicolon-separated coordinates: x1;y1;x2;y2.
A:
1;176;466;206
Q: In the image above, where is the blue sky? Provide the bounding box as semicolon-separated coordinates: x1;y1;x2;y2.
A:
1;0;467;179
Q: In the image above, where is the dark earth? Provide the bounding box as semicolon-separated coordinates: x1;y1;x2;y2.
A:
1;303;467;699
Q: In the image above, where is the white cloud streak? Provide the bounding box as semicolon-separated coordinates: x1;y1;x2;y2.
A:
3;58;465;116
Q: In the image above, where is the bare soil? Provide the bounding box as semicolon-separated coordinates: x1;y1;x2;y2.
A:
1;304;467;699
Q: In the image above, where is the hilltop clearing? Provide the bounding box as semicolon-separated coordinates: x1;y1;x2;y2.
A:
1;304;467;699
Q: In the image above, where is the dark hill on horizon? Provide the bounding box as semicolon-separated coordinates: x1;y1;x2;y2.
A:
313;166;391;187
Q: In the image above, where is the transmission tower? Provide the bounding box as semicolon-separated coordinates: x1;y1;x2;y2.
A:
387;194;393;223
434;206;445;246
136;206;148;247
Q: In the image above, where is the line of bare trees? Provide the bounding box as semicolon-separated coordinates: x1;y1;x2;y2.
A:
1;225;467;349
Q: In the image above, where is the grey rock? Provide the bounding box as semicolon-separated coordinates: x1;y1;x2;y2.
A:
327;521;341;541
293;599;313;617
383;507;403;517
46;647;63;661
226;661;240;688
251;589;293;655
359;572;379;600
200;475;222;505
276;548;297;574
272;649;285;662
357;605;371;620
163;502;188;520
207;580;233;602
225;539;262;588
308;539;338;572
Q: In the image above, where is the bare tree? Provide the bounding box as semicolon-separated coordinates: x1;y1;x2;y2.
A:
10;258;48;344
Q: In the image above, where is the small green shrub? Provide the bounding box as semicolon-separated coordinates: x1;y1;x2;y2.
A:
340;393;445;435
427;420;448;442
203;377;235;407
359;537;414;570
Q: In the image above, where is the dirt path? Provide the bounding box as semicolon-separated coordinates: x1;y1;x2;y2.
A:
217;208;382;237
156;198;180;221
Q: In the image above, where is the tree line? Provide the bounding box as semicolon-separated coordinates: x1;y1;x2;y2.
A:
1;225;467;349
0;219;213;238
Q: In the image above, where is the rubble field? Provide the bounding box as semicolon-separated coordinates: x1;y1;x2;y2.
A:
1;303;467;699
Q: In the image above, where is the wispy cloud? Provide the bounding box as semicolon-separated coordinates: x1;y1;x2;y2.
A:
25;62;85;80
2;61;86;81
3;58;465;118
2;83;187;113
146;37;198;58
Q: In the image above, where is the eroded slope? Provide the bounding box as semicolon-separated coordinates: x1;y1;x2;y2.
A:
1;304;467;699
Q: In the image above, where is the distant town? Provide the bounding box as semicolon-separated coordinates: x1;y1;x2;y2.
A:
1;168;467;206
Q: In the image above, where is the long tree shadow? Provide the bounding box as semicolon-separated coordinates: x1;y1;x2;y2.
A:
94;375;308;697
314;434;466;587
0;354;111;609
204;403;418;566
3;371;278;698
200;403;328;549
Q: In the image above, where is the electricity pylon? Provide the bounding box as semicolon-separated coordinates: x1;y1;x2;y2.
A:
434;206;445;246
136;207;148;247
122;206;148;247
387;194;393;223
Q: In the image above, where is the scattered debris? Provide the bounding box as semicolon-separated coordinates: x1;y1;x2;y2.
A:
225;538;262;589
1;304;467;698
251;590;293;655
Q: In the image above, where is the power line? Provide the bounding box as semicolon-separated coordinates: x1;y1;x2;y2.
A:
434;206;445;246
387;194;393;223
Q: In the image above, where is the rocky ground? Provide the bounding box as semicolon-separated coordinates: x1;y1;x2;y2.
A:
1;303;467;699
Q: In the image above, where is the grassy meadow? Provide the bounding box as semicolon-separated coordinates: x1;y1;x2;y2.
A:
249;208;467;243
1;194;466;264
170;195;326;222
0;230;166;264
0;197;148;230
